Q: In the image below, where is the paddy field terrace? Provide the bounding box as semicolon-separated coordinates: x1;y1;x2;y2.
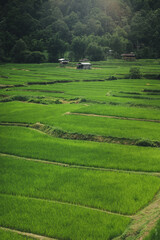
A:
0;59;160;240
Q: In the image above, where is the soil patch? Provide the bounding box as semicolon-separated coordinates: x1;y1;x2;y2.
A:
114;191;160;240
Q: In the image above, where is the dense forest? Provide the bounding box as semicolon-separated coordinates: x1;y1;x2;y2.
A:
0;0;160;62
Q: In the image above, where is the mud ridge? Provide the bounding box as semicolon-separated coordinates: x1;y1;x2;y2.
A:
67;112;160;123
143;89;160;93
0;84;25;89
113;94;160;100
1;193;132;218
1;152;160;177
16;89;64;93
27;80;73;85
0;78;115;89
0;122;160;147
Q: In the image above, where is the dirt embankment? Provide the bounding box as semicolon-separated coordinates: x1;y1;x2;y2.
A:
114;191;160;240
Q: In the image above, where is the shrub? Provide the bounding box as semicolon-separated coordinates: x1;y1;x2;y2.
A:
136;139;157;147
80;98;87;103
55;99;62;104
109;102;119;105
108;76;117;80
12;96;29;101
28;99;41;104
129;67;142;79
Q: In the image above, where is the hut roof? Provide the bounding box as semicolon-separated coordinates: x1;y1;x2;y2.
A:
121;53;136;57
78;62;91;65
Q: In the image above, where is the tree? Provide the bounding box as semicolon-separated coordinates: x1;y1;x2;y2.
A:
48;35;67;62
85;18;104;35
73;22;86;36
64;11;79;30
1;0;160;62
71;36;87;61
86;43;105;61
99;15;115;34
110;34;128;57
25;51;46;63
0;39;5;62
51;20;71;41
11;39;28;62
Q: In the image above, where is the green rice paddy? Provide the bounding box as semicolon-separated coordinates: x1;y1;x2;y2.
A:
72;104;160;120
0;229;34;240
0;194;130;240
0;59;160;239
0;102;160;142
0;125;160;172
1;155;160;215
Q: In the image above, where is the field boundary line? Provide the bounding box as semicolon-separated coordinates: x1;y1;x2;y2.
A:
0;193;132;218
0;226;57;240
1;152;160;177
66;112;160;123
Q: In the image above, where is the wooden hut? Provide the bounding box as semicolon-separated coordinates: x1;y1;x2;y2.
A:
58;58;69;65
121;53;136;61
77;62;91;69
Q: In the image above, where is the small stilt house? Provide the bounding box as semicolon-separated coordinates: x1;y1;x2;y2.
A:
77;62;91;69
58;58;69;65
121;53;136;61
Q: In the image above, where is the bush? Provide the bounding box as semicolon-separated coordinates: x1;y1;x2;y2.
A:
28;99;41;104
80;98;87;103
108;76;117;80
55;99;62;104
12;96;29;101
129;67;142;79
136;139;156;147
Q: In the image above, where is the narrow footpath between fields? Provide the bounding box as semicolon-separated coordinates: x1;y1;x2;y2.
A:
1;192;132;218
0;226;57;240
65;112;160;123
113;191;160;240
1;153;160;177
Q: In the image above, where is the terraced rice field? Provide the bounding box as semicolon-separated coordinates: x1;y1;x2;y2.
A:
0;59;160;240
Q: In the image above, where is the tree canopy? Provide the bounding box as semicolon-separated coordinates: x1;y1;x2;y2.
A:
0;0;160;62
